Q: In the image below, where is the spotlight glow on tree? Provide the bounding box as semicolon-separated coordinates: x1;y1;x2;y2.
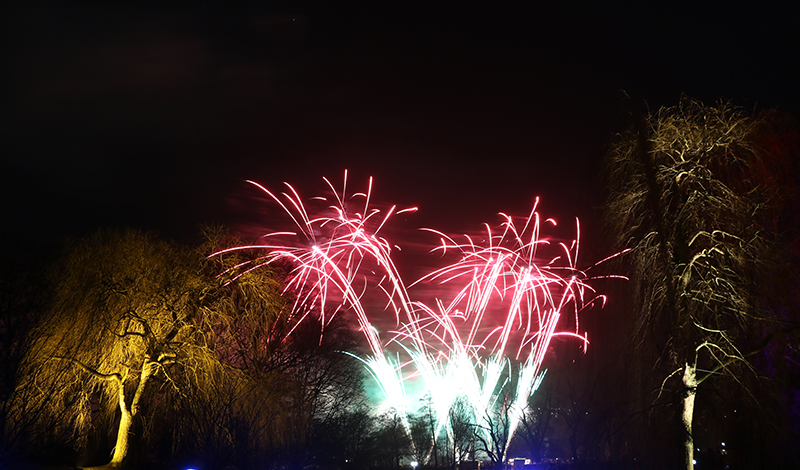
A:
214;172;617;457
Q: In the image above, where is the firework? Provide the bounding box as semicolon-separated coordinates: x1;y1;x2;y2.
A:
214;172;611;458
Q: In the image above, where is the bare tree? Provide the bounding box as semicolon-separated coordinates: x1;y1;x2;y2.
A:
409;411;433;467
515;379;556;463
376;408;413;469
472;397;513;470
604;98;800;469
449;396;476;467
313;399;377;470
413;393;442;467
273;317;367;470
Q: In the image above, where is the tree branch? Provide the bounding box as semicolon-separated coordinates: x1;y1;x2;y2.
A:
53;356;123;383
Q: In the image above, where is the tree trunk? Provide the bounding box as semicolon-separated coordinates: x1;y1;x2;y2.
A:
109;359;155;467
681;363;697;470
109;381;132;467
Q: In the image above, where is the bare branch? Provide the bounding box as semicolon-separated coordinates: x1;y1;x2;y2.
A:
52;356;122;383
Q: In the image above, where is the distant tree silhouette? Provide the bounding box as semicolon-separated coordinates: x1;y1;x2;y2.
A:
376;408;413;469
515;379;556;463
472;395;513;470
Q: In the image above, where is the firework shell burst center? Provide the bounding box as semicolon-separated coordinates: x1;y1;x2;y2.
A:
213;172;612;454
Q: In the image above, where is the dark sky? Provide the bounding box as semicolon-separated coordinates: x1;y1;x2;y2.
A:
3;2;798;256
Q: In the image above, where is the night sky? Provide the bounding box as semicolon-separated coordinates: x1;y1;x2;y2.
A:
4;2;798;257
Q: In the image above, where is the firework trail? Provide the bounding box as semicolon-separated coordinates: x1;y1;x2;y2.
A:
214;172;612;456
408;206;605;448
214;172;425;422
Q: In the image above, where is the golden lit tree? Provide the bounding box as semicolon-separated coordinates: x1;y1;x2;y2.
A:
604;98;798;469
16;229;221;467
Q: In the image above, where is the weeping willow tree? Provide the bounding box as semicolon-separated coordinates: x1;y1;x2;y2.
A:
13;229;224;468
10;227;365;469
604;98;798;470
